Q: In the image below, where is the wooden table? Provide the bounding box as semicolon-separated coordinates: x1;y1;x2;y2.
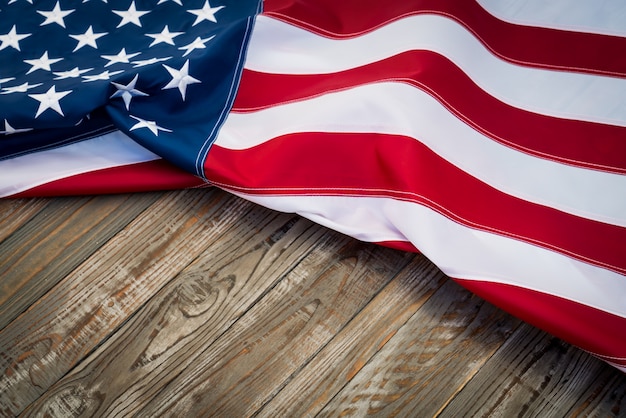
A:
1;189;624;416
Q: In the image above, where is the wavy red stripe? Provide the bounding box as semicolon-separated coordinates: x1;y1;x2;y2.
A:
263;0;626;77
9;160;207;198
205;132;626;275
376;240;419;253
234;51;626;174
454;278;626;367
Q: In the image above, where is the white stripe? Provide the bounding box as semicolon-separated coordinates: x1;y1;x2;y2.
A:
477;0;626;37
216;83;626;227
224;192;626;319
247;15;626;127
0;131;159;197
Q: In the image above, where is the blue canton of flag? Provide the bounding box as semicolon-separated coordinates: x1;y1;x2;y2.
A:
0;0;261;176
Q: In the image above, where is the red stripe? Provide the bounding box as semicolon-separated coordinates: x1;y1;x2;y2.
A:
263;0;626;77
205;132;626;275
376;240;420;253
10;160;207;198
234;51;626;174
454;278;626;367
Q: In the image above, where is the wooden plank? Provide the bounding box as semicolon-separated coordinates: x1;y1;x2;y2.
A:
0;193;158;329
0;196;91;327
0;197;48;243
0;189;254;417
4;189;624;417
257;254;447;417
438;322;626;417
316;280;521;417
73;237;410;416
20;206;318;417
0;193;159;331
569;369;626;417
117;238;414;416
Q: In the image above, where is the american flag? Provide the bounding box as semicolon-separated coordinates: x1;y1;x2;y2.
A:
1;0;625;372
0;0;260;174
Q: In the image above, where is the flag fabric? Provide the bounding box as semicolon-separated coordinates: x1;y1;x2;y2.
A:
0;0;260;175
1;0;625;372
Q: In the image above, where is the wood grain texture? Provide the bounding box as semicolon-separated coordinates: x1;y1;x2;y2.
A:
1;189;625;417
133;236;415;417
0;193;159;331
21;207;314;417
316;280;521;417
0;189;250;416
0;198;47;243
439;322;626;417
257;255;447;418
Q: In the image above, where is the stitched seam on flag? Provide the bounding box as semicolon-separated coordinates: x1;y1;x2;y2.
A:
264;9;626;78
438;10;626;78
450;277;626;359
475;0;626;38
0;125;117;162
195;10;261;177
590;352;626;361
232;77;626;175
404;78;626;175
232;80;366;113
451;277;626;362
263;10;416;39
452;277;626;323
580;350;626;366
208;179;626;276
3;159;164;197
187;183;213;189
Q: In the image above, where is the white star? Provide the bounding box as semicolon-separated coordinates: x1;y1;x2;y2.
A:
82;69;123;82
112;1;150;28
53;67;93;80
146;25;183;47
37;1;75;29
129;115;172;136
70;26;107;52
187;1;225;26
0;25;31;52
110;74;148;110
162;60;200;101
8;0;33;4
178;35;214;57
157;0;182;5
24;51;63;74
1;81;43;94
0;77;15;86
101;48;140;67
29;85;72;118
1;120;33;135
131;56;171;68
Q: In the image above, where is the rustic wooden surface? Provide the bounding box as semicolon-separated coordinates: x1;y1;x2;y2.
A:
0;189;624;417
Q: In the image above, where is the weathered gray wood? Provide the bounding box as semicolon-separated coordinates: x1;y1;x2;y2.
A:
316;280;521;417
257;255;446;417
21;206;315;417
0;193;159;331
0;198;47;243
569;369;626;417
130;238;414;417
0;189;251;416
2;189;625;417
439;322;626;417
